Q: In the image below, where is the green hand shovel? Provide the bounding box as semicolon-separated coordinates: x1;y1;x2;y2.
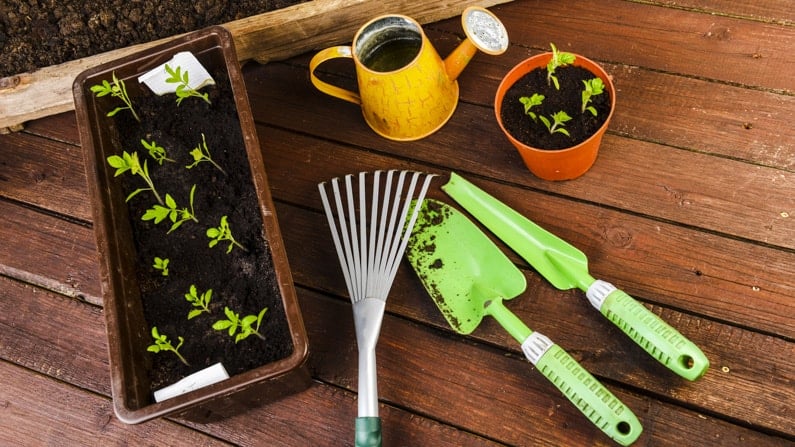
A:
442;172;709;381
406;199;642;446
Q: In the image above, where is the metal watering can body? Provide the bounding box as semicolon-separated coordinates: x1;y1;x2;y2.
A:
310;7;508;141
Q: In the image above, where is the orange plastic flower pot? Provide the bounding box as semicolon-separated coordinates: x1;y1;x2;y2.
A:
494;52;615;181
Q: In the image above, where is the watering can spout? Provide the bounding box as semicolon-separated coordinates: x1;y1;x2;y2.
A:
444;39;480;82
445;7;509;81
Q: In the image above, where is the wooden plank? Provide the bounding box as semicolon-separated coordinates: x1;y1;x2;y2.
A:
0;361;231;446
476;0;795;92
642;0;795;25
0;0;512;132
244;61;795;250
297;288;792;446
0;278;515;446
431;42;795;171
272;190;795;436
257;126;795;341
0;200;100;304
0;131;92;222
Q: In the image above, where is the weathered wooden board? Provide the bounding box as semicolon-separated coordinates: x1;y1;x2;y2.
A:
0;0;512;132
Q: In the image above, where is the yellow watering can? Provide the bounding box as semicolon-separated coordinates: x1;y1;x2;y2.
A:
309;7;509;141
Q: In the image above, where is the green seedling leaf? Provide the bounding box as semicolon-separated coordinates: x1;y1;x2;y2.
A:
147;326;189;365
153;257;169;276
185;284;212;320
581;77;605;115
106;151;163;205
539;110;572;136
140;139;174;165
213;306;267;343
186;133;226;175
142;185;198;233
90;71;140;121
519;93;544;122
165;64;211;105
206;215;247;253
546;43;576;90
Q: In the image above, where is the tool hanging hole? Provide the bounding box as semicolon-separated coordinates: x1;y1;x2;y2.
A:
679;354;695;369
617;421;632;435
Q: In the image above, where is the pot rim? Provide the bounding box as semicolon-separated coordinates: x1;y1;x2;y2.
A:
494;51;616;154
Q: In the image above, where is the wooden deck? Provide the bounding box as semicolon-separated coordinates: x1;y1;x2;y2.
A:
1;0;793;445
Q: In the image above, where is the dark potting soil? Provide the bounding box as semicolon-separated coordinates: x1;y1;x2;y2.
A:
110;67;294;392
0;0;308;78
500;65;611;150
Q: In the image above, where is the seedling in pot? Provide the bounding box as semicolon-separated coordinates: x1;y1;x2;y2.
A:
519;93;544;122
187;133;226;175
153;257;170;276
90;71;141;122
142;184;199;233
581;78;605;116
165;64;212;105
213;306;268;343
207;215;247;253
107;151;163;205
185;285;213;320
539;111;572;136
546;43;575;90
141;139;174;165
147;326;189;366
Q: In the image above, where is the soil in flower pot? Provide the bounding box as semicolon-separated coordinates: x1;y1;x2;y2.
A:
110;67;294;392
499;65;611;150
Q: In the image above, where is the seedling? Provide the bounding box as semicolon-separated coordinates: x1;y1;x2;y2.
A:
581;78;605;115
107;151;163;205
147;327;189;366
207;215;247;253
90;71;141;122
187;133;226;175
519;93;544;122
165;64;212;105
539;111;572;136
142;184;199;233
141;139;174;165
546;43;575;90
185;285;213;320
153;257;169;276
212;306;268;343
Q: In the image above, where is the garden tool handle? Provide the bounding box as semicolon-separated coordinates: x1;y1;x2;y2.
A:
355;416;382;447
587;280;709;381
487;299;642;446
523;333;643;446
309;46;362;105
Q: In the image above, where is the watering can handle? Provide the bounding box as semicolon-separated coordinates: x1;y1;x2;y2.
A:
588;280;710;381
309;46;362;105
522;333;643;446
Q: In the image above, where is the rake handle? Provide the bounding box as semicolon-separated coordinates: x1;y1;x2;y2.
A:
587;280;709;381
355;417;382;447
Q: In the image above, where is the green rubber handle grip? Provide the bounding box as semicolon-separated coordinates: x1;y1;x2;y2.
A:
525;333;643;446
355;417;382;447
589;280;709;381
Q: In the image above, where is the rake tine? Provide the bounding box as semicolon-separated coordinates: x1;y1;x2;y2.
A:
318;181;354;300
384;173;436;292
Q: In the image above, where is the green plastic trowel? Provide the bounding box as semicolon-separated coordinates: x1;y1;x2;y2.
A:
442;172;709;381
406;199;642;446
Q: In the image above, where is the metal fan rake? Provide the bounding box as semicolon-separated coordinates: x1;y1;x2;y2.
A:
318;170;435;447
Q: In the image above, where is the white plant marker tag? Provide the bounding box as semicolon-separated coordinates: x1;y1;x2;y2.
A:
153;362;230;402
138;51;215;96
